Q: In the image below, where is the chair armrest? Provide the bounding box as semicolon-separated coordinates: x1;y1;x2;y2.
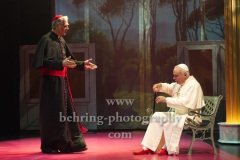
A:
189;110;212;122
189;110;213;116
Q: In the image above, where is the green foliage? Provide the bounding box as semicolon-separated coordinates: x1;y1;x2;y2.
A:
99;0;127;16
72;0;86;6
187;8;201;28
155;44;177;82
187;0;224;27
64;21;89;43
205;0;224;20
91;32;115;85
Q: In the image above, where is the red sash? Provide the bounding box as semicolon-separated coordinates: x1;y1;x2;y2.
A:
41;67;66;77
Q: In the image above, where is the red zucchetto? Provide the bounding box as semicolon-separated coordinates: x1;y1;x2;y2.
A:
52;15;63;22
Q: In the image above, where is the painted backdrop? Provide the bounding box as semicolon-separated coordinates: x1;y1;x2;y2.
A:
55;0;224;130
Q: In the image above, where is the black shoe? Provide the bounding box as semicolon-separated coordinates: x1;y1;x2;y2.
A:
42;148;59;154
73;146;88;152
60;146;88;153
78;147;88;152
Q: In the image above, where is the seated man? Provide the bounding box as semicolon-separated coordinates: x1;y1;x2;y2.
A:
133;64;205;156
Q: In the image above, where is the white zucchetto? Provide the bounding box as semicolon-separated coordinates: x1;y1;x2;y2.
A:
177;64;189;72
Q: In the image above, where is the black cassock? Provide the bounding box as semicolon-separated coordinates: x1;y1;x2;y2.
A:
32;31;87;153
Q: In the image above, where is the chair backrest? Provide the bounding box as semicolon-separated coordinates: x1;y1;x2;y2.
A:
201;95;223;122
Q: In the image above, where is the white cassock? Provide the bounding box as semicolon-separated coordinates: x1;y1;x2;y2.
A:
141;76;205;155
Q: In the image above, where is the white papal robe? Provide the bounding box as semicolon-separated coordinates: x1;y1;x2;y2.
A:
141;76;205;155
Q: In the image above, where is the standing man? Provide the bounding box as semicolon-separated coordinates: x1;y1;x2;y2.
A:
133;64;205;156
32;15;97;154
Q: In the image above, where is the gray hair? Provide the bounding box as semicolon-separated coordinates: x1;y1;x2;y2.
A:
51;16;68;30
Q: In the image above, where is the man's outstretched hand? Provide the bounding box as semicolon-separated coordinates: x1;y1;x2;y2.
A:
84;58;97;70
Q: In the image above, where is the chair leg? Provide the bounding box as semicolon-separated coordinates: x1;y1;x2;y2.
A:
188;129;196;156
210;128;218;154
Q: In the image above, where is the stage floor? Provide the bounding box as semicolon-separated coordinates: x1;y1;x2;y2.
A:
0;131;239;160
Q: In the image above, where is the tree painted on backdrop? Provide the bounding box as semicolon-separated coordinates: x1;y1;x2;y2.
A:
159;0;189;41
159;0;224;41
187;0;224;40
72;0;137;95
